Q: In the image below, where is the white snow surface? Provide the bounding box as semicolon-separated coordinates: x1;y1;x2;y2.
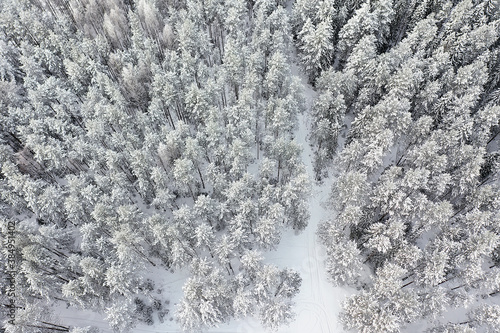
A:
202;66;356;332
259;113;354;333
204;98;355;333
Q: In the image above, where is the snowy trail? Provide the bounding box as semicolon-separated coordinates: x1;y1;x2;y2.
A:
203;66;353;332
208;109;352;333
265;87;352;333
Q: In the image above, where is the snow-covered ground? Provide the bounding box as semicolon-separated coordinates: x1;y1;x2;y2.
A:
260;111;354;333
201;67;355;333
202;108;354;333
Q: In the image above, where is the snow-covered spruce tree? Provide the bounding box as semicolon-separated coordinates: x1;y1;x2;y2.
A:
0;0;309;331
300;0;500;332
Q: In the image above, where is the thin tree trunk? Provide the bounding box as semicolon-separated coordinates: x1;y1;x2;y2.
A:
27;325;68;332
197;166;205;189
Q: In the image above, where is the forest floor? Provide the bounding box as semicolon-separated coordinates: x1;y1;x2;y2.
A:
205;90;355;333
